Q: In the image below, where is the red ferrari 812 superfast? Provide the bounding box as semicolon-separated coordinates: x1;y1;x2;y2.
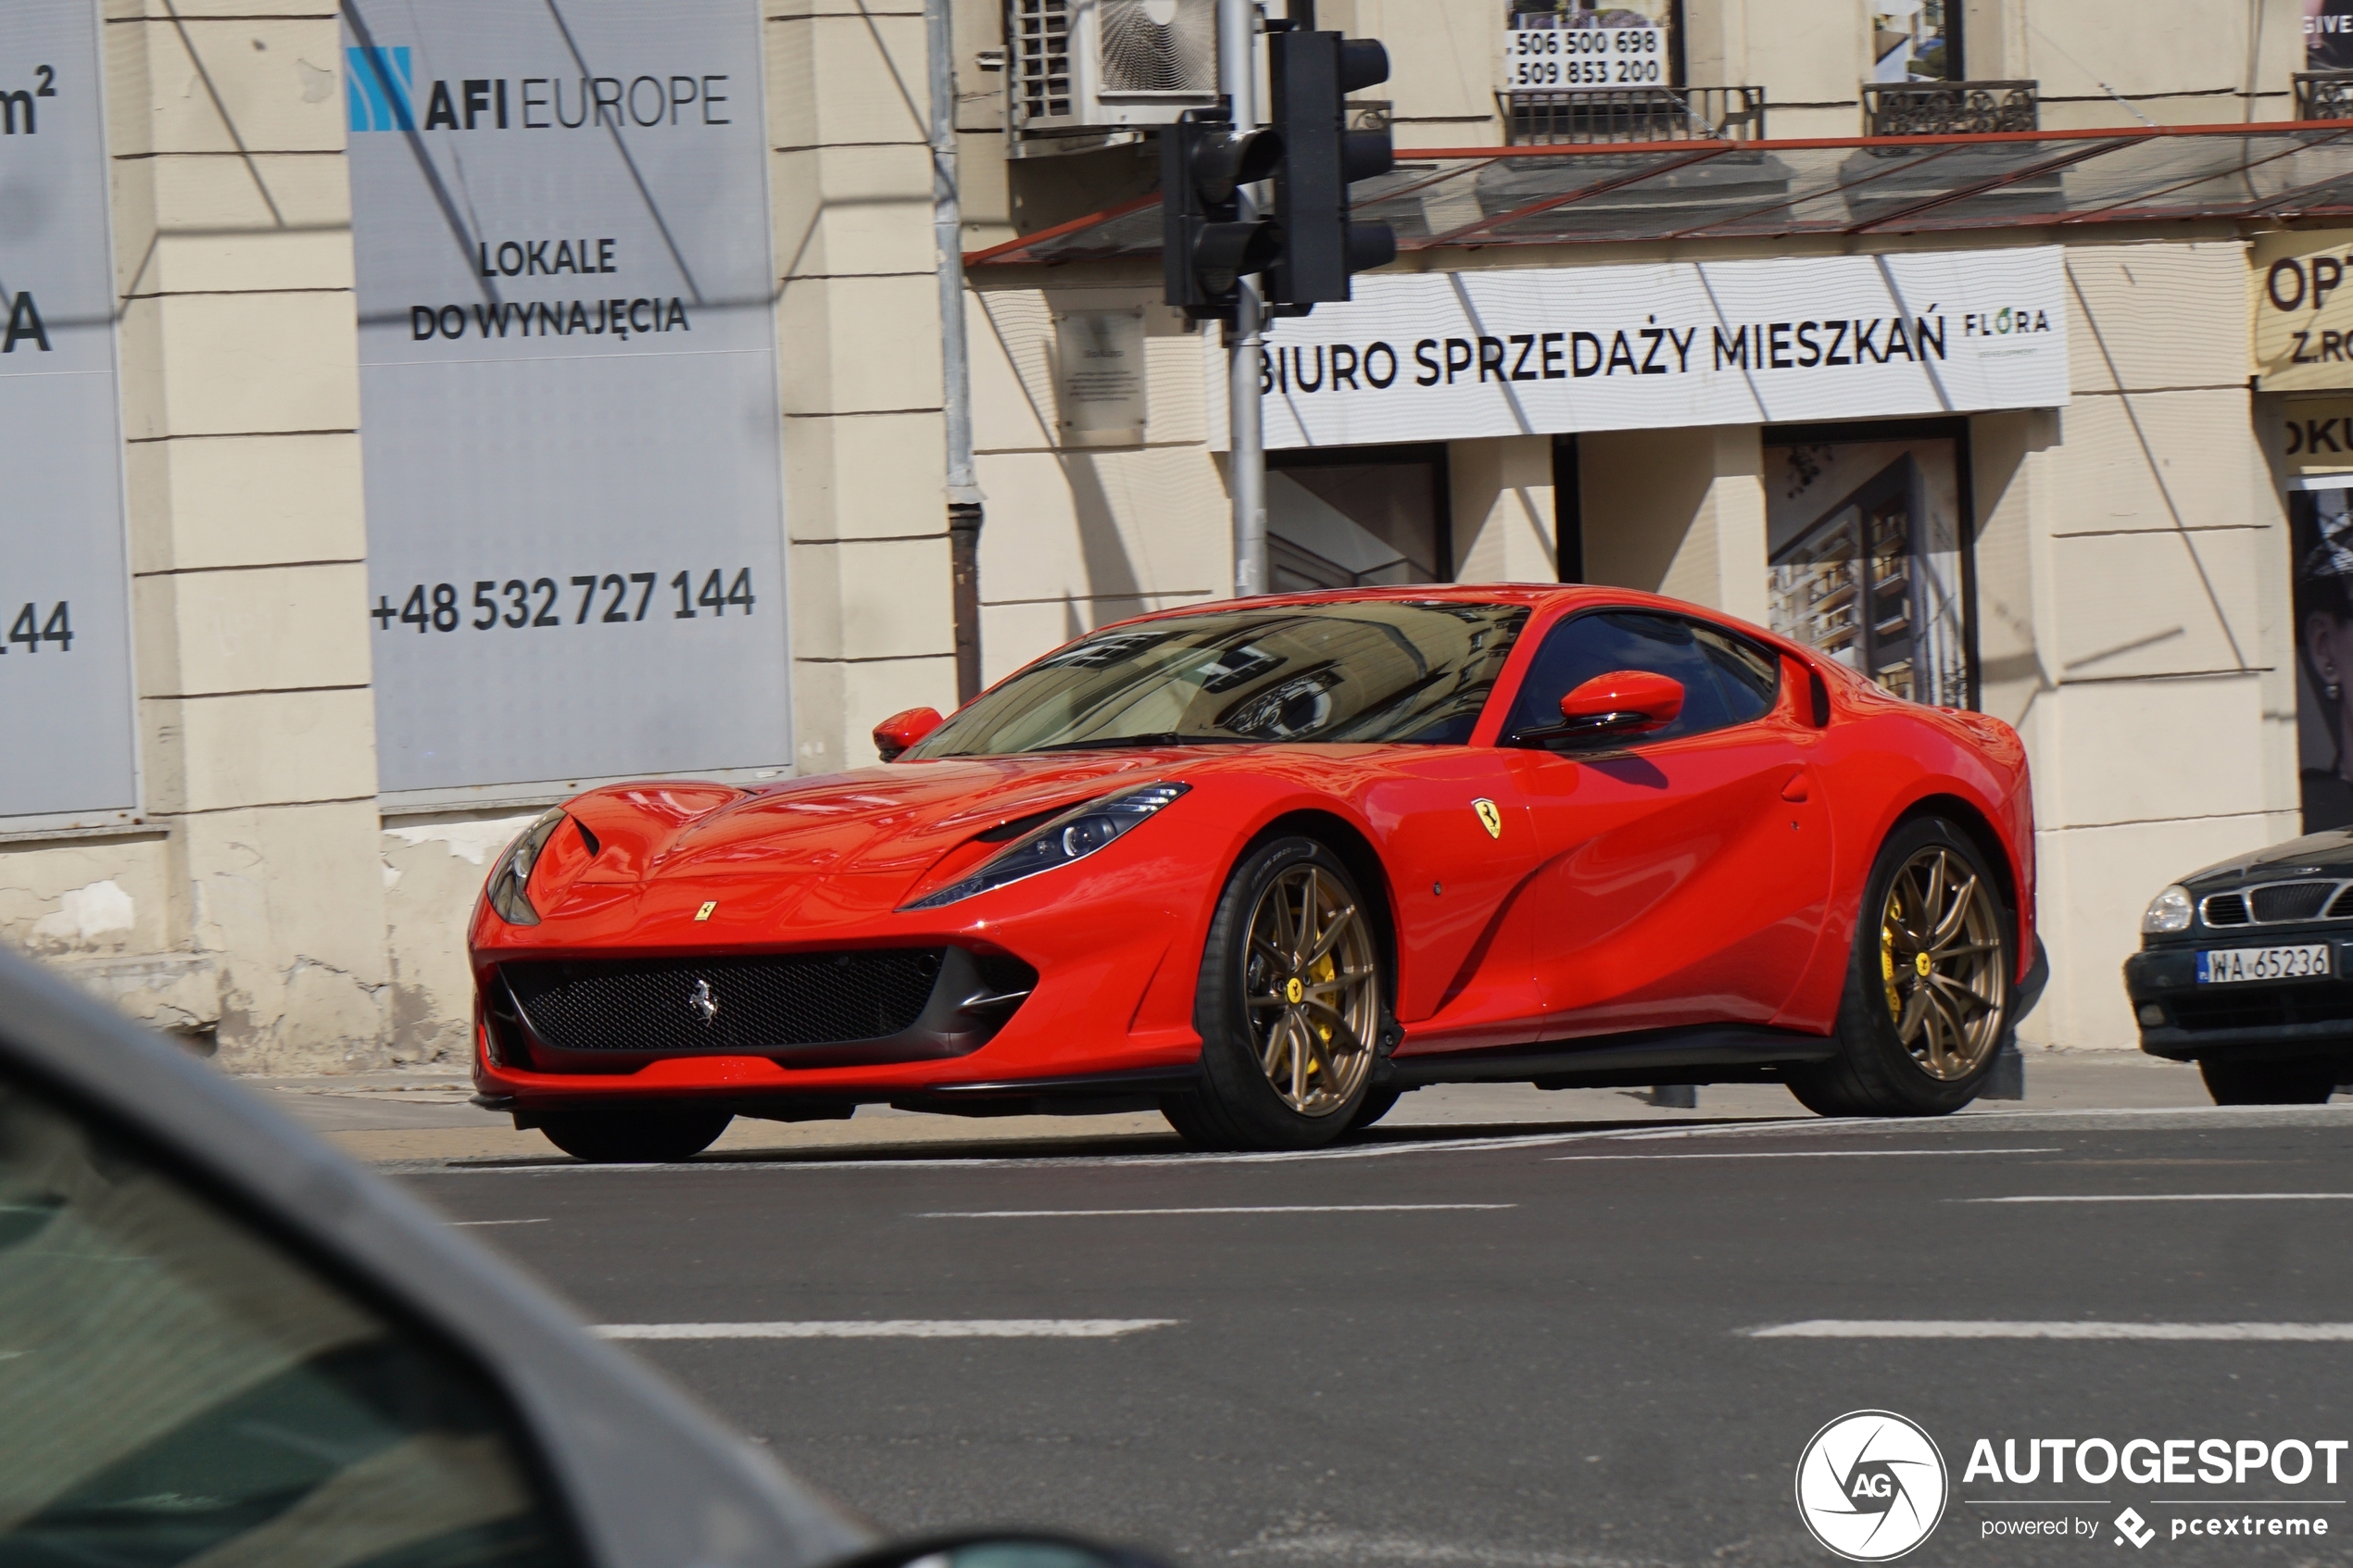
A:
469;586;2045;1160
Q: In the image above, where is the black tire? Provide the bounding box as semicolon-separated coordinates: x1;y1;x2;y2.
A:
1347;1087;1403;1133
2198;1058;2339;1105
1161;836;1387;1152
1785;817;2017;1119
537;1107;733;1162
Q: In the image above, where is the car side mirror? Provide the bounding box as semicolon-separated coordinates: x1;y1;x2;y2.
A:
874;707;944;762
1539;669;1685;741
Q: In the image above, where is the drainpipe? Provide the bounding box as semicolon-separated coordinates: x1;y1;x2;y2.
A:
929;0;985;700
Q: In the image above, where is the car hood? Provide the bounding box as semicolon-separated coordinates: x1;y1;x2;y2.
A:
562;751;1228;885
2179;827;2353;889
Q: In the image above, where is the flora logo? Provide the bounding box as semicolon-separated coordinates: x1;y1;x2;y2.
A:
346;46;414;132
1795;1411;1947;1562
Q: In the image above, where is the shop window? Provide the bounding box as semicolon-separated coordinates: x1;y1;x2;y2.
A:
2293;488;2353;831
1871;0;1959;82
1265;445;1452;594
1764;424;1975;710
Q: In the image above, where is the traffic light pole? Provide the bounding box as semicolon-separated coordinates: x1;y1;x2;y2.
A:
1219;0;1266;598
927;0;984;700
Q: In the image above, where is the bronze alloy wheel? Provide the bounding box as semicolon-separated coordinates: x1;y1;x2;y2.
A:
1242;862;1379;1117
1877;845;2009;1081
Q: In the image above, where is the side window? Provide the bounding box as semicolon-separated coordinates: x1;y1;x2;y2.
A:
1507;611;1734;743
1507;611;1778;744
0;1073;577;1568
1692;622;1780;723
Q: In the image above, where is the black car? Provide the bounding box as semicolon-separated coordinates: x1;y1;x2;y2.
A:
2125;830;2353;1103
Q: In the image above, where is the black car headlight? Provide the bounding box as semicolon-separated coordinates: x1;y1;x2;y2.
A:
902;784;1190;910
485;809;566;926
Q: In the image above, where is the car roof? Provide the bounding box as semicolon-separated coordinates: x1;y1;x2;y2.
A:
0;946;868;1568
1089;583;1814;663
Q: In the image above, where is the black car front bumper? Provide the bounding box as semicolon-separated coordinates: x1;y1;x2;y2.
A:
2124;935;2353;1061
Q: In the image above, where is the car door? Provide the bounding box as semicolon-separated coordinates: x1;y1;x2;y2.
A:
1364;750;1547;1049
1498;608;1833;1035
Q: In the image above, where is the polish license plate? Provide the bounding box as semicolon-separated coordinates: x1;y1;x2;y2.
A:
2196;944;2333;984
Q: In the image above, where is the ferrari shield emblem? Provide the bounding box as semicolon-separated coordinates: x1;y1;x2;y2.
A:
694;900;718;922
1473;798;1503;839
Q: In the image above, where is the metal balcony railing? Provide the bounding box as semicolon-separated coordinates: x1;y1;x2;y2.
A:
1503;84;1766;145
2298;70;2353;121
1862;80;2037;137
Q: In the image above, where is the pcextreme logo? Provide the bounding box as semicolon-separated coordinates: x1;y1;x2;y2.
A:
1795;1411;1949;1562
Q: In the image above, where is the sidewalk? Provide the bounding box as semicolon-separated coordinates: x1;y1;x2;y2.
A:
248;1048;2220;1168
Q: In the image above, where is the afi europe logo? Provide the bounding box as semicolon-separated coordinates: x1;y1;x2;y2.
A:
344;44;732;134
1795;1411;1947;1561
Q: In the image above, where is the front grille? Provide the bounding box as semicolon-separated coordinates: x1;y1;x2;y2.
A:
503;949;945;1053
2253;882;2335;922
2165;986;2353;1034
2201;880;2353;929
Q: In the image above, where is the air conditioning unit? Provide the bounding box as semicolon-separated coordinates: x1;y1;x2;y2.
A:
1006;0;1220;138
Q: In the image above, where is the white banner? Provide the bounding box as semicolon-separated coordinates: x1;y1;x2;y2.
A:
1502;24;1667;90
1213;247;2069;450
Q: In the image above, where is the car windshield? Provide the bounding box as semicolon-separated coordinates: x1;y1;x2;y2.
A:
910;600;1530;756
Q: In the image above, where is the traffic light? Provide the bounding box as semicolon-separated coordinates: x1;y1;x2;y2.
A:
1162;108;1284;320
1269;31;1395;310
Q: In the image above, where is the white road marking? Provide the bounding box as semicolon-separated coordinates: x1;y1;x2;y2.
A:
405;1104;2353;1176
1746;1321;2353;1340
1553;1148;2059;1162
449;1217;550;1225
1962;1193;2353;1203
920;1203;1516;1217
596;1319;1177;1340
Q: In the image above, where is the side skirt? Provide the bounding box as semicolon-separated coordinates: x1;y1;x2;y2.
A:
1377;1024;1837;1091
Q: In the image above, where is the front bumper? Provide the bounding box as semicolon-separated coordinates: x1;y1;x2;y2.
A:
466;828;1227;1112
2124;935;2353;1061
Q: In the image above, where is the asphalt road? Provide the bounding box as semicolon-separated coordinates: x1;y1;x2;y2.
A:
401;1107;2353;1568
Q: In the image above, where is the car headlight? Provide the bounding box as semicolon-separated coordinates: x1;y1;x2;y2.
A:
902;783;1190;910
2141;884;2194;935
485;809;566;926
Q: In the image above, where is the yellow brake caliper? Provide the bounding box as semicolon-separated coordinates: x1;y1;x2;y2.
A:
1306;951;1338;1083
1881;908;1904;1023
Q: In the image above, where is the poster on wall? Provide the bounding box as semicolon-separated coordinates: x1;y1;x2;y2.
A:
344;0;788;796
0;1;139;822
1764;433;1971;710
2310;0;2353;69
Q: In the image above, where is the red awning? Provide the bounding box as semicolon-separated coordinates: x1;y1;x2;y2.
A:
966;119;2353;268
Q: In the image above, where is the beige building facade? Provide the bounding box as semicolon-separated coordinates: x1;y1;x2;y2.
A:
0;0;2341;1070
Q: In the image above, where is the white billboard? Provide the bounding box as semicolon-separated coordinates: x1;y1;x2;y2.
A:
1213;246;2070;449
344;0;788;796
0;0;138;822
